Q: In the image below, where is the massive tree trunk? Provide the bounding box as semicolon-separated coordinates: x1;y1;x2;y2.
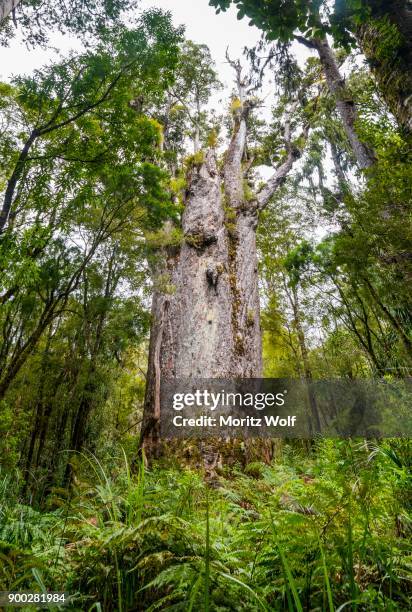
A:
140;74;308;457
357;1;412;134
140;145;263;454
140;150;254;456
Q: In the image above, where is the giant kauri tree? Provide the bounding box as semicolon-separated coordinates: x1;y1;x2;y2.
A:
140;56;313;454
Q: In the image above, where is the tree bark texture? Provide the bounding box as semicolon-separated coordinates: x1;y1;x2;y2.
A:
224;101;262;376
140;150;252;455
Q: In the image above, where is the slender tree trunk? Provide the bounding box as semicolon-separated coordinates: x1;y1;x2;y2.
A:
194;125;201;153
295;34;375;169
0;129;38;233
362;276;412;360
21;329;53;493
290;286;312;380
289;284;322;432
0;233;105;400
63;251;117;482
34;370;65;470
330;140;348;189
312;38;376;169
0;301;56;400
51;398;71;482
139;287;168;456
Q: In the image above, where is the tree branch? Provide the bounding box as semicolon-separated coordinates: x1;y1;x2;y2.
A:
294;35;317;50
257;101;309;210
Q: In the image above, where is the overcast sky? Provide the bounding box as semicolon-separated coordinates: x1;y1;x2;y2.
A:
141;0;263;89
0;1;260;82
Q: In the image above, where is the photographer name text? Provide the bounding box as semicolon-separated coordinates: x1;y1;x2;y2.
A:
172;415;297;427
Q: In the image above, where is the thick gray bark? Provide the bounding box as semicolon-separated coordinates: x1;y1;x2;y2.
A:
171;151;234;378
140;151;235;454
223;99;262;376
232;210;262;376
141;144;263;454
0;0;20;24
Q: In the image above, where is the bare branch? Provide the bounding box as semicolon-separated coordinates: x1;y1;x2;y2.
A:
257;100;309;211
225;48;254;102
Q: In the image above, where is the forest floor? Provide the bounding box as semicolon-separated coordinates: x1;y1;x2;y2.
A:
1;439;411;611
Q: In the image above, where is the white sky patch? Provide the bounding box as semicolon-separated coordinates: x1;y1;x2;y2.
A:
142;0;263;83
0;31;82;80
0;1;262;82
139;1;313;113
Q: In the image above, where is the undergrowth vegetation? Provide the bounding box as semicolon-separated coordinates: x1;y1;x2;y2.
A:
0;440;411;611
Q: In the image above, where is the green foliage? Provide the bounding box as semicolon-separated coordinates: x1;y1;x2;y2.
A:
208;0;396;51
0;444;410;610
0;4;411;612
0;402;19;469
184;150;206;169
209;0;326;43
0;7;182;494
156;40;222;168
255;50;412;379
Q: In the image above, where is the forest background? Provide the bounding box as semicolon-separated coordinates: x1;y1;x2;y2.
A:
0;0;411;610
